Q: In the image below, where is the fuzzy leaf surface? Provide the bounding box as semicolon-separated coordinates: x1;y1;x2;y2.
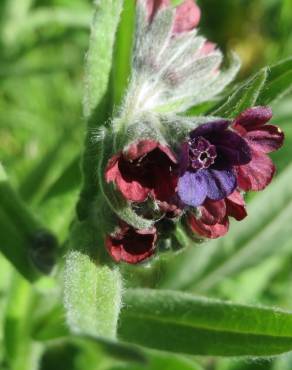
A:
83;0;123;119
256;57;292;105
119;289;292;357
212;68;268;118
64;251;122;339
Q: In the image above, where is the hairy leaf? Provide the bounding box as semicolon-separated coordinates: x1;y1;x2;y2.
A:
83;0;123;119
212;68;268;118
257;57;292;105
119;289;292;357
64;251;122;339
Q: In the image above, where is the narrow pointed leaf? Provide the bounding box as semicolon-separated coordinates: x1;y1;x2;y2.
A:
212;68;268;118
111;0;135;108
256;58;292;105
76;335;147;364
83;0;123;119
119;289;292;357
111;348;203;370
41;155;81;202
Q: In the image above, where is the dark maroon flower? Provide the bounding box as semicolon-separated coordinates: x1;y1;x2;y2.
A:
186;190;247;239
105;140;178;207
225;190;248;221
106;223;157;264
177;121;251;207
144;0;201;33
232;107;284;191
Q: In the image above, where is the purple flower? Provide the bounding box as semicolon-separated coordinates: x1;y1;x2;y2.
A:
177;120;252;207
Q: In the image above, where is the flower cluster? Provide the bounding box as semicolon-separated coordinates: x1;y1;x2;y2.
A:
102;0;284;263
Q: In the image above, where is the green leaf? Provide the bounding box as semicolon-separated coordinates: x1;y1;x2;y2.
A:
0;164;56;280
111;0;135;108
110;348;203;370
0;0;33;46
33;304;148;366
20;7;92;33
75;335;147;365
64;251;122;339
41;155;81;202
212;58;292;116
32;305;147;365
212;68;268;118
119;289;292;357
32;304;69;341
256;58;292;105
18;140;63;203
83;0;124;119
4;272;41;370
78;0;124;216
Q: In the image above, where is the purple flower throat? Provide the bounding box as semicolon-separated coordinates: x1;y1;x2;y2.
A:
177;120;253;208
188;136;217;170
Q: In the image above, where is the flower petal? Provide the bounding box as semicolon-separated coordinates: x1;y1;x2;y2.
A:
106;154;150;202
226;190;247;221
105;153;121;183
124;140;159;161
107;141;177;203
245;125;284;154
187;212;229;239
200;41;216;55
205;168;237;201
125;140;177;163
106;225;157;264
236;145;276;191
106;155;151;202
212;130;251;165
152;168;178;203
200;199;226;225
233;106;273;131
173;0;201;34
178;171;208;207
116;173;150;202
190;120;230;139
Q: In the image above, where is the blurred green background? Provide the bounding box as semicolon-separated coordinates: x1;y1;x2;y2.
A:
1;0;292;369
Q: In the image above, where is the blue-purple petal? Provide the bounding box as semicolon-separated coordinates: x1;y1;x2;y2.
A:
211;131;251;165
178;171;208;207
190;120;230;139
205;169;237;201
